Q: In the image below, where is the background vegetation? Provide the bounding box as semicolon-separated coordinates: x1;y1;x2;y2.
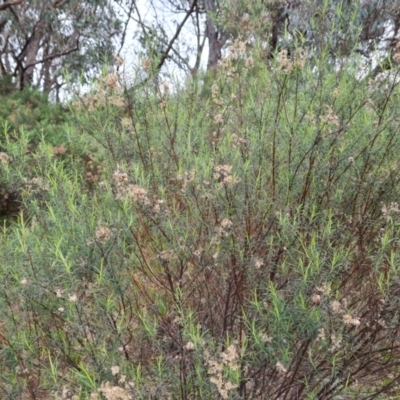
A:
2;1;400;399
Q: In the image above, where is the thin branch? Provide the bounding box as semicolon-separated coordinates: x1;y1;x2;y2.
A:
0;0;23;11
156;0;197;70
24;39;80;70
116;1;135;56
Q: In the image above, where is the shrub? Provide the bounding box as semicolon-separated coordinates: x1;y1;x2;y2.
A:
1;43;400;399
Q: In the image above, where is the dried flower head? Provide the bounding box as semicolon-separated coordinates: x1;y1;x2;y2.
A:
213;164;240;188
343;314;360;326
109;95;125;108
111;365;120;376
294;47;307;69
231;134;246;148
245;56;254;69
95;223;112;242
213;164;233;180
260;333;272;343
68;294;78;302
142;58;152;72
114;53;124;66
214;113;224;124
101;73;119;90
311;294;321;304
52;145;67;156
185;341;195;351
320;105;340;127
330;334;342;352
98;382;129;400
316;328;325;341
276;361;287;374
330;300;342;314
220;218;233;230
125;184;148;202
206;345;239;399
0;152;12;164
23;177;49;192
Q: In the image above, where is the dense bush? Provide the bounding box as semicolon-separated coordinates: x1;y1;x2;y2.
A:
1;42;400;399
0;85;95;225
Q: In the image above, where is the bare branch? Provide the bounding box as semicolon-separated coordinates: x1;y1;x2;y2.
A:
0;0;23;12
156;0;197;70
116;1;135;57
24;33;80;70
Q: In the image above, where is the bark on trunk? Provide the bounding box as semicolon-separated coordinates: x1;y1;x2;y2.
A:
204;0;226;71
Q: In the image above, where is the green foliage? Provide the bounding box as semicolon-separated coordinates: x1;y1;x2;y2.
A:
2;41;400;399
0;88;70;146
0;87;92;227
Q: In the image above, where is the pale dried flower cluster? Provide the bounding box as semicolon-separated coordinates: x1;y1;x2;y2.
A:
23;176;49;192
330;300;342;314
92;382;129;400
276;361;287;374
276;48;307;73
95;221;112;242
176;169;195;194
343;313;361;326
330;334;342;353
231;133;246;148
214;164;232;180
316;328;325;341
157;249;176;264
211;218;234;245
111;366;120;376
311;294;321;304
211;82;224;106
311;283;328;305
214;113;224;124
185;341;195;351
101;73;119;90
227;38;246;61
125;185;149;203
260;333;272;343
52;145;67;156
217;38;247;75
73;72;125;112
113;166;149;204
159;80;170;97
245;55;254;69
320;105;340;127
88;366;135;399
114;53;124;66
142;58;152;72
206;344;239;399
213;164;240;188
68;294;78;302
0;152;12;164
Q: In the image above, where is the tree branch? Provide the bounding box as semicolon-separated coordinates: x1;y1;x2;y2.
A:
0;0;23;12
24;41;80;70
156;0;197;70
